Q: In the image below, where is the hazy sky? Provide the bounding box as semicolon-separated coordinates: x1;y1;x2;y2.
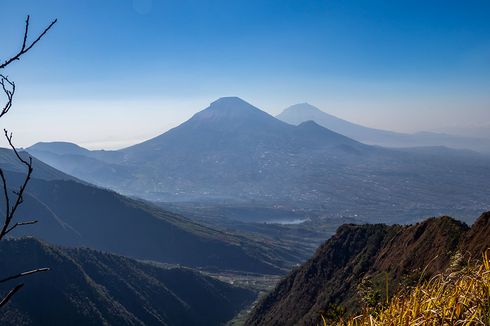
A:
1;0;489;149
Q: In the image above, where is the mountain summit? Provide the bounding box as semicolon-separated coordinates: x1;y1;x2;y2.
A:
199;96;265;116
184;96;286;131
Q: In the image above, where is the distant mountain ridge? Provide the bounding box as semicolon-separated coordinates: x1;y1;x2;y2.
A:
0;238;255;325
245;212;490;326
121;97;365;159
434;124;490;140
276;103;490;153
28;141;91;156
27;97;490;223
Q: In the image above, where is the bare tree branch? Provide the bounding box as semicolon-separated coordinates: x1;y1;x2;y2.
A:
0;268;49;284
0;130;33;241
0;16;58;70
0;170;10;223
4;220;38;236
0;284;23;309
0;75;15;119
4;130;32;168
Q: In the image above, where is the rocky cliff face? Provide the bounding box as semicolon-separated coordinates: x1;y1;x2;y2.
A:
246;212;490;326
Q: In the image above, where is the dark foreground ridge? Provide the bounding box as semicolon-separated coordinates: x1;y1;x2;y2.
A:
246;212;490;326
0;238;255;325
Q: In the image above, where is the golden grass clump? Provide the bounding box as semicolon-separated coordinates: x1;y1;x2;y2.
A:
325;251;490;325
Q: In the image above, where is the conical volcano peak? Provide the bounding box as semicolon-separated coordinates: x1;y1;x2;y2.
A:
207;97;263;115
210;96;250;107
190;97;283;128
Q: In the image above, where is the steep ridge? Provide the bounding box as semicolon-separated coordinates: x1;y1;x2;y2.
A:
0;238;255;325
461;211;490;255
0;151;300;274
245;212;490;326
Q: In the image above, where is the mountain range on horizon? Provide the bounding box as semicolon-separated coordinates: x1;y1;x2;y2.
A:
277;103;490;153
433;124;490;139
28;98;490;153
25;97;490;223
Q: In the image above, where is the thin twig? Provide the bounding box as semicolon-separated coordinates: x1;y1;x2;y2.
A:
0;130;33;241
4;220;38;236
0;284;23;308
0;16;58;70
0;170;10;223
0;268;50;284
0;75;15;119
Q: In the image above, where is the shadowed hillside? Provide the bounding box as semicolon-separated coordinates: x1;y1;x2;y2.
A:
0;238;255;325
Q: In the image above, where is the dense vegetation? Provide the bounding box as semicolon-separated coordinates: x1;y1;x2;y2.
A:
0;238;255;325
328;252;490;325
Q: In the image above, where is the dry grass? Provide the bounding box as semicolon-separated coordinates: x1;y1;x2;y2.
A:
324;251;490;326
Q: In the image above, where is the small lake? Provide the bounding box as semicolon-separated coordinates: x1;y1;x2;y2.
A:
264;218;309;225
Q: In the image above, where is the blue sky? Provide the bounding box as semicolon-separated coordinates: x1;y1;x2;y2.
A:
1;0;489;148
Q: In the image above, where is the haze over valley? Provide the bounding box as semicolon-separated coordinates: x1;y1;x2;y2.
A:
1;1;489;325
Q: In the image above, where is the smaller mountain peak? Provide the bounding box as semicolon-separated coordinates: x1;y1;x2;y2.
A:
28;141;90;155
297;120;321;128
296;120;340;134
284;103;323;113
296;120;333;134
